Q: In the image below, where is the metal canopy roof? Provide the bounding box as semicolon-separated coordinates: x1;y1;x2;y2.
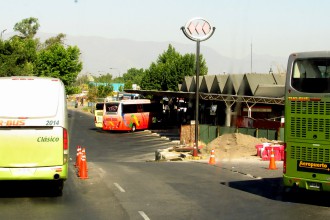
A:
254;84;285;97
124;73;285;105
124;89;284;105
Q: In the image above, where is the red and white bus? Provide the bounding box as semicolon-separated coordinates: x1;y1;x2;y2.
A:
102;99;162;132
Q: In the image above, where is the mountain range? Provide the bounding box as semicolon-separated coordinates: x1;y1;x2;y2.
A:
46;34;288;76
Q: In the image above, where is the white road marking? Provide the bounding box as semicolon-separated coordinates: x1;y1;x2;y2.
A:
98;167;106;177
138;211;150;220
114;182;126;192
98;167;106;174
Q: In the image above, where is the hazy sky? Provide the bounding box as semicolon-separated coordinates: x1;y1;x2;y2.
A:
1;0;330;61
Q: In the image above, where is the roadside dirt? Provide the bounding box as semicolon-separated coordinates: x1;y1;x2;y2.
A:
201;133;272;160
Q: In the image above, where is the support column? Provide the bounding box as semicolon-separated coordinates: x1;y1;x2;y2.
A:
225;105;232;127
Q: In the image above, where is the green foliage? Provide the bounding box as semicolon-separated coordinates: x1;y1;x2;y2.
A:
75;75;89;94
2;18;210;95
35;43;82;86
44;33;66;48
140;63;162;90
0;36;38;76
123;80;133;90
94;73;113;83
13;17;40;39
140;44;208;91
75;75;90;86
88;84;113;101
118;85;124;92
0;17;83;95
122;68;144;85
66;85;81;95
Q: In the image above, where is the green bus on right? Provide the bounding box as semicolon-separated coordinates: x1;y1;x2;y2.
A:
283;51;330;191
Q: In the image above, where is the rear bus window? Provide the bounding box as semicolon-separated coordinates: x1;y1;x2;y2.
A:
105;103;119;114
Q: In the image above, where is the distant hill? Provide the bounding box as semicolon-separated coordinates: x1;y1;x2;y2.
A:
37;34;287;76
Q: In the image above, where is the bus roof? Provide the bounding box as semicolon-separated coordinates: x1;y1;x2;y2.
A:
107;99;151;104
290;51;330;58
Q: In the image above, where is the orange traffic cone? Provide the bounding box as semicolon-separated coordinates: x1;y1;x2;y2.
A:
75;146;82;168
79;151;88;179
82;148;88;171
268;148;277;170
208;149;216;165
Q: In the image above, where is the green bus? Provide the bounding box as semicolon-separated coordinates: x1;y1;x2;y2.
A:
0;77;69;195
283;51;330;191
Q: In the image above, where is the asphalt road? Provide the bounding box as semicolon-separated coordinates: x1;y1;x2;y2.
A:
0;109;329;220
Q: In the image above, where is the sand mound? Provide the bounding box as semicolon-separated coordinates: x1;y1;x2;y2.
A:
203;133;270;160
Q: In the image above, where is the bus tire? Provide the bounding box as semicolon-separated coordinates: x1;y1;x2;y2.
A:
51;180;64;197
131;124;136;132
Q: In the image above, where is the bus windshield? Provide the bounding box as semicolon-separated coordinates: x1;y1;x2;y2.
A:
292;58;330;93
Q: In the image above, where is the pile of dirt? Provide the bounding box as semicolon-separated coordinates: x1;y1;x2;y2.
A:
202;133;271;160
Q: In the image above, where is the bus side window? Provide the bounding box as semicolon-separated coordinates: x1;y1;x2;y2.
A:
293;62;305;78
123;104;137;114
304;60;322;78
324;67;330;78
137;104;143;113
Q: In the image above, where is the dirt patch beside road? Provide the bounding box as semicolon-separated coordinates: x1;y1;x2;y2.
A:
202;133;271;160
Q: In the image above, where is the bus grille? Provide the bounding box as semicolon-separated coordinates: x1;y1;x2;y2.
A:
290;145;330;163
289;101;330;140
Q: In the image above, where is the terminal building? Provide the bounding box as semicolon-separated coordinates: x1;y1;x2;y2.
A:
125;73;286;131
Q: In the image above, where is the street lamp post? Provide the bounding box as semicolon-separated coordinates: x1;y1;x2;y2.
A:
181;18;215;158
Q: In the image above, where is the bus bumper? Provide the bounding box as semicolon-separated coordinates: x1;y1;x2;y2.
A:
0;164;68;181
283;174;330;191
95;122;103;128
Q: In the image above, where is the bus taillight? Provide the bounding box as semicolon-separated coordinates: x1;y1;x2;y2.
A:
63;128;68;150
63;128;69;164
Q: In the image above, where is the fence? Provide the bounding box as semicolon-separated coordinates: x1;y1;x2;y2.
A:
181;124;284;145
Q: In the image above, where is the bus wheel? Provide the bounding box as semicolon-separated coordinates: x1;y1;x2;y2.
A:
50;180;64;197
131;124;136;132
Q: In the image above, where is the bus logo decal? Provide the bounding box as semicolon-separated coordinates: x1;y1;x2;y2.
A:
131;114;139;126
37;136;60;142
0;119;25;126
297;160;330;174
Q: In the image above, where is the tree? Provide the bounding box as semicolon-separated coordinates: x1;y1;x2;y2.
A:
0;35;38;76
75;74;90;86
123;80;133;90
122;68;145;86
140;44;208;91
95;73;113;83
0;17;40;76
140;63;163;90
43;33;66;49
13;17;40;39
87;84;113;102
35;42;83;93
0;17;83;94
